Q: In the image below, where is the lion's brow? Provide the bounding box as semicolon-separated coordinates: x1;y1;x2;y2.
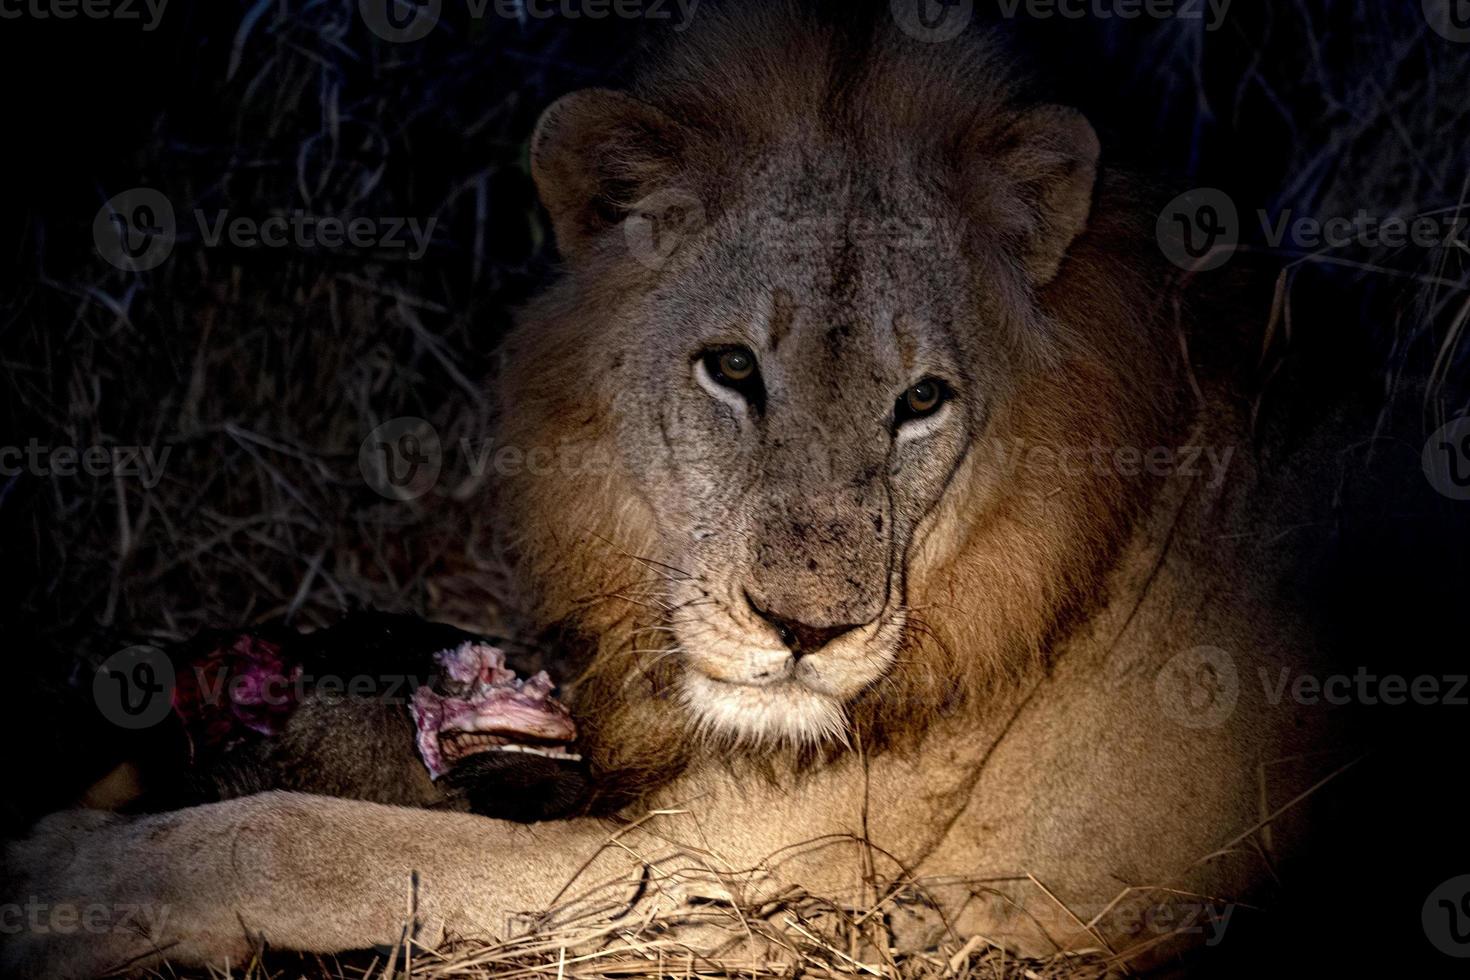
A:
889;314;919;373
768;288;797;352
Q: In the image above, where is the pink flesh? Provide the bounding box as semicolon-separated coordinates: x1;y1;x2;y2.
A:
409;642;576;779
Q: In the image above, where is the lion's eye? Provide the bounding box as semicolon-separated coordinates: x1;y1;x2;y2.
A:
716;348;755;381
895;378;949;425
700;346;764;405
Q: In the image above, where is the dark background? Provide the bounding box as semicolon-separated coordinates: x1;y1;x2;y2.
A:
2;0;1469;975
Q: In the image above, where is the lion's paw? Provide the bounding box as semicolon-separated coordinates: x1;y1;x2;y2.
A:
1;809;184;979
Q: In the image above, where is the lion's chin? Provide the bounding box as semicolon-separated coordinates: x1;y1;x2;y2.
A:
679;671;849;748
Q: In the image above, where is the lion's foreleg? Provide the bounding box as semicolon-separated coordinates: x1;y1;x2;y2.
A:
2;792;644;978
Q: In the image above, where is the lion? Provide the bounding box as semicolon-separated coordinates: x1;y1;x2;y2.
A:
3;4;1349;975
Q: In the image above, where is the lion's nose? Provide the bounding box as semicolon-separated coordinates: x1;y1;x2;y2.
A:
745;592;859;658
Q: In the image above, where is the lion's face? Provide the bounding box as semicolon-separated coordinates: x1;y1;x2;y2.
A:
609;159;995;744
508;30;1156;761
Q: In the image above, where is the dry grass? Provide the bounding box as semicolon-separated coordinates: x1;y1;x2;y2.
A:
139;891;1114;980
135;842;1127;980
3;0;625;662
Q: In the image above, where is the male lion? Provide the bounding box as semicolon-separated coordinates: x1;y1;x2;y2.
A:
4;4;1349;975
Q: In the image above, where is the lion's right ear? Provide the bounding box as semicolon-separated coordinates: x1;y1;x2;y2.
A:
530;89;693;261
965;105;1101;287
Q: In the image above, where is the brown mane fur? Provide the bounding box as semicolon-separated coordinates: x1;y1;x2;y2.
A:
491;1;1188;806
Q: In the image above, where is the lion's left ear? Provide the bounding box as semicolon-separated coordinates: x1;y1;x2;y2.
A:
979;105;1101;286
530;88;694;261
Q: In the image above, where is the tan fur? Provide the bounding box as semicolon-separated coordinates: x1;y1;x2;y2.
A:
3;6;1347;977
498;5;1174;786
